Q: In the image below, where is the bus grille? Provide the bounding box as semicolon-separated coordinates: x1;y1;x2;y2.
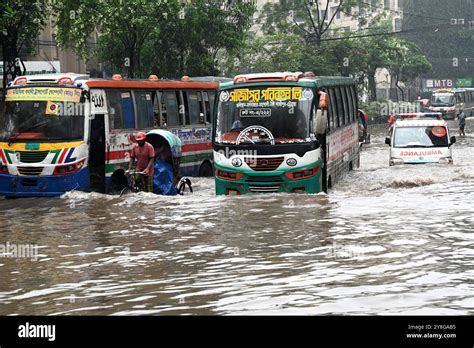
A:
246;175;284;183
244;157;284;171
17;167;44;176
249;185;280;193
16;151;49;163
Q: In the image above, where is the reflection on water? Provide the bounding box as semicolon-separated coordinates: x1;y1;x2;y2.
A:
0;121;473;315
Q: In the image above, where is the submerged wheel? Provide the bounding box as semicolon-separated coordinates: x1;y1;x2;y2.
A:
199;161;213;177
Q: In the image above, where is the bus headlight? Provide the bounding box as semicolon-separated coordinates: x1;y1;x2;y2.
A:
285;165;320;180
216;169;243;181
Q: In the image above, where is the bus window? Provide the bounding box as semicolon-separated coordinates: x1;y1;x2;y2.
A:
121;91;135;129
135;91;154;129
328;88;339;128
163;91;179;127
151;91;161;127
334;88;344;126
349;86;357;121
208;90;215;124
197;92;205;124
341;87;350;124
345;86;354;122
203;91;212;124
186;91;201;125
106;89;123;130
177;91;185;125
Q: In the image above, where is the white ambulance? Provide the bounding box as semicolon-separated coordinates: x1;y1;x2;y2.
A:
385;113;456;166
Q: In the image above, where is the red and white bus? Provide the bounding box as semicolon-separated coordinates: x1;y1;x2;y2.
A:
0;73;218;196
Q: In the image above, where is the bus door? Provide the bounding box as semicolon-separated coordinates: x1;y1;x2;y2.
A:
89;89;108;193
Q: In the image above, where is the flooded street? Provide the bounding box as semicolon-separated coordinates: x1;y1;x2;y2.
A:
0;121;473;316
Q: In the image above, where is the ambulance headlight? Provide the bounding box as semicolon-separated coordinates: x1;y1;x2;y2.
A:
438;157;452;164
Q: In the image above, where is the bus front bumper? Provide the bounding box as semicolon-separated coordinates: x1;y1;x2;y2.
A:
214;165;322;195
0;168;89;197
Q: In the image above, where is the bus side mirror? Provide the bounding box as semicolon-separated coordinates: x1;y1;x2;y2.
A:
450;136;456;145
385;137;391;146
315;109;327;135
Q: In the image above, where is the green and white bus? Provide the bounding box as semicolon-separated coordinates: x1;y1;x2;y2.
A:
212;72;360;195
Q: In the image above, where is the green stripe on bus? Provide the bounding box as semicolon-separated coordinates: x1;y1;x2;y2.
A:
50;149;61;164
4;150;14;164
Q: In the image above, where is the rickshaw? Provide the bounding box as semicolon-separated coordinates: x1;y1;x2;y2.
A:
120;130;193;196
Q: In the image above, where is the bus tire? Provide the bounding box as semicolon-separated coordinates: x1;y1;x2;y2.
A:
199;161;213;177
109;170;128;194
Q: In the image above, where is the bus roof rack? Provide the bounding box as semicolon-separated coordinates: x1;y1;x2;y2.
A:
233;72;304;84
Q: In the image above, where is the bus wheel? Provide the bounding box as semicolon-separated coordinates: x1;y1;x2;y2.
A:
109;170;128;194
199;161;213;177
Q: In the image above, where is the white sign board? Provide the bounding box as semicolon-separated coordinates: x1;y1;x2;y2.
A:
0;61;61;77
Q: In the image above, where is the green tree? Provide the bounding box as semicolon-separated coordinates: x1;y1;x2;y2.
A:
54;0;256;78
0;0;50;93
260;0;360;47
386;40;432;100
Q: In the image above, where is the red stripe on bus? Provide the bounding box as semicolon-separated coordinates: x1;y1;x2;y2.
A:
86;81;218;89
108;150;132;161
0;150;7;164
58;149;67;164
182;142;212;152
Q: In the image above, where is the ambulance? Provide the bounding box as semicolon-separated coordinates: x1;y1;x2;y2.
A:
385;113;456;166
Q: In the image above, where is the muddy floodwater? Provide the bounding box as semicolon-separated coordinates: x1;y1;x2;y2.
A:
0;120;473;315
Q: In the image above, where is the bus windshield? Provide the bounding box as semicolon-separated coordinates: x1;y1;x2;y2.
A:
1;87;85;142
394;126;449;148
215;86;314;145
431;93;454;107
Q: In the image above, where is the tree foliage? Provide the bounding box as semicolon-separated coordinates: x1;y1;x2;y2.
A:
54;0;256;78
0;0;50;92
229;3;432;101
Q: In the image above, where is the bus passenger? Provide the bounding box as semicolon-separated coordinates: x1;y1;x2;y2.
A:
127;132;155;192
457;109;466;137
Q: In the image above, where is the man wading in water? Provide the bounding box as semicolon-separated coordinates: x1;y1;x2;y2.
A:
457;109;466;137
127;132;155;192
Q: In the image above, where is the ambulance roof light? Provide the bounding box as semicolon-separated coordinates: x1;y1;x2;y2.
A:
13;77;28;85
58;77;73;85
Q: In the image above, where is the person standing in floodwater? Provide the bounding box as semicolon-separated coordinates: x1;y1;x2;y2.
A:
386;114;396;135
457;109;466;137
